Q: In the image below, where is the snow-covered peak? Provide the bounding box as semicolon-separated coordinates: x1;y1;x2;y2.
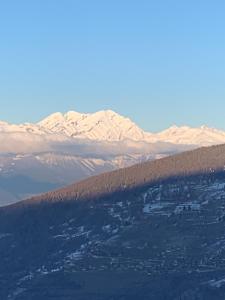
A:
159;125;191;134
39;112;65;126
38;110;152;141
64;111;87;121
155;125;225;146
1;109;225;147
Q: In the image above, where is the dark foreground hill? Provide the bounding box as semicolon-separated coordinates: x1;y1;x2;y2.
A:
6;143;225;207
2;145;225;299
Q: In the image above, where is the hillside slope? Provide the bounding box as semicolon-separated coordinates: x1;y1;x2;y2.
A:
18;143;225;206
2;110;225;206
2;145;225;299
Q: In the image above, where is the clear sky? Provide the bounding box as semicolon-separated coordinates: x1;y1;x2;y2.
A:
0;0;225;132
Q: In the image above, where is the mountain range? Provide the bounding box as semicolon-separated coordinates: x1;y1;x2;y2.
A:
1;109;225;206
2;109;225;145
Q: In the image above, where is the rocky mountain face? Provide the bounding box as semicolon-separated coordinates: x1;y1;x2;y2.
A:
1;145;225;299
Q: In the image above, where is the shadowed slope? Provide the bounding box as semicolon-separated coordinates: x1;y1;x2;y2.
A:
2;144;225;299
5;143;225;209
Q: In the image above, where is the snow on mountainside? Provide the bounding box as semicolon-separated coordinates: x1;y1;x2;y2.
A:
0;120;48;135
35;110;225;146
155;125;225;146
1;109;225;206
4;145;225;300
38;110;153;141
1;109;225;146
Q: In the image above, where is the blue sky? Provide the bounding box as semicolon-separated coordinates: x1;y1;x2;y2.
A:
0;0;224;132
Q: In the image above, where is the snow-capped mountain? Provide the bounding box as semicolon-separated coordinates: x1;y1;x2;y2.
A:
38;110;153;141
155;125;225;146
1;109;225;146
1;109;225;206
36;110;225;146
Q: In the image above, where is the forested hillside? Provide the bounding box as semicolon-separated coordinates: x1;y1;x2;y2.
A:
14;143;225;206
2;144;225;299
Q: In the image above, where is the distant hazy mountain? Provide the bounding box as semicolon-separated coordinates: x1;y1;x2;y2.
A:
0;109;225;206
2;144;225;299
154;125;225;146
0;142;188;206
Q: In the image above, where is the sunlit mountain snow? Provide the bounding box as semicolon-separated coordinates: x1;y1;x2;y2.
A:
1;110;225;146
0;109;225;206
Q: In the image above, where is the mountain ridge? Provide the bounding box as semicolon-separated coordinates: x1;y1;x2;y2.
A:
5;143;225;210
38;109;151;141
1;109;225;206
1;109;225;146
2;144;225;299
